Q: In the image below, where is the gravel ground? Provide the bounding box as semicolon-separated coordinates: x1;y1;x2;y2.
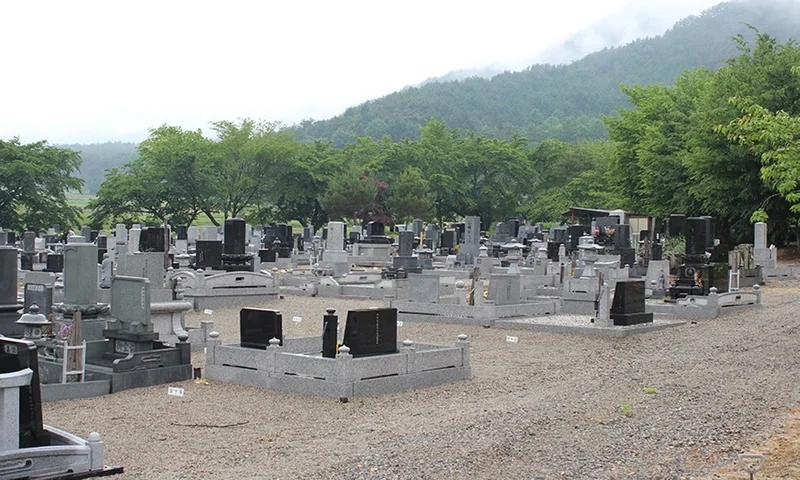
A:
42;282;800;479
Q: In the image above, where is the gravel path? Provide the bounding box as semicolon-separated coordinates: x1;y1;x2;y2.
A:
42;283;800;479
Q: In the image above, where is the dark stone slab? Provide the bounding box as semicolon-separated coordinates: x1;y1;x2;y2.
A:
343;308;398;358
240;308;283;349
0;337;51;447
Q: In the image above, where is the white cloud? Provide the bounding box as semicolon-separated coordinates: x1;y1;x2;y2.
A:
0;0;723;143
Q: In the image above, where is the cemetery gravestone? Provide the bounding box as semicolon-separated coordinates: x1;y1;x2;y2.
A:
343;308;398;357
610;280;653;326
0;337;51;448
0;246;23;336
240;308;283;349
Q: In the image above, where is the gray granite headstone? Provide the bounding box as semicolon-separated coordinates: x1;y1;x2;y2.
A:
408;273;439;303
22;231;36;253
116;252;165;288
110;276;151;330
411;219;424;235
128;225;141;255
327;222;345;251
462;216;481;264
24;283;53;317
115;224;127;245
489;274;521;306
63;242;98;305
0;246;17;305
398;231;414;257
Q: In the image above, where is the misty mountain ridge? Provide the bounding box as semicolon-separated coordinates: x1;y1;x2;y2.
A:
420;1;729;85
295;0;800;146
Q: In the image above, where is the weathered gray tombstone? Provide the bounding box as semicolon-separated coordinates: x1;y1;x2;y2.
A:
753;221;777;269
322;221;350;277
104;276;157;355
462;216;481;265
408;273;440;303
393;230;419;271
187;226;198;245
127;225;141;255
62;242;99;307
411;219;424;236
0;246;23;335
116;252;166;290
489;274;521;306
24;283;53;318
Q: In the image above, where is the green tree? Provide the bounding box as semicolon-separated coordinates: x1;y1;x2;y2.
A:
0;138;84;230
321;166;378;223
212;119;293;219
89;126;217;227
458;133;535;225
384;166;433;223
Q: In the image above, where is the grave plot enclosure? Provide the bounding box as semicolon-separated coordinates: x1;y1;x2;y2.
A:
206;308;471;399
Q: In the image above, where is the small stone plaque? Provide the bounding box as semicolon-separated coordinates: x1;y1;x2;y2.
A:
292;316;302;323
505;336;519;343
204;309;213;315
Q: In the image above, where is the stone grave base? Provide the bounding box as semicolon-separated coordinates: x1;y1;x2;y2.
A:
762;265;797;280
646;288;762;320
495;314;685;337
87;362;192;393
387;298;559;326
318;278;407;300
37;359;113;402
279;284;319;297
184;287;280;310
206;336;471;399
0;426;121;479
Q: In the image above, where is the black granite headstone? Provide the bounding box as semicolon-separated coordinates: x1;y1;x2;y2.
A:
366;222;384;237
139;227;166;252
685;217;709;257
667;214;686;238
224;218;246;255
546;242;561;262
509;219;521;238
343;308;398;358
609;280;653;326
45;253;63;273
195;240;223;269
89;230;99;242
7;231;15;244
259;249;277;263
0;337;51;448
440;230;455;251
619;247;636;268
177;225;188;241
614;224;632;250
322;308;338;359
550;227;567;244
239;308;283;349
567;225;585;251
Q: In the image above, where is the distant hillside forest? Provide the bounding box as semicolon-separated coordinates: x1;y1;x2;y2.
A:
293;0;800;146
60;142;138;194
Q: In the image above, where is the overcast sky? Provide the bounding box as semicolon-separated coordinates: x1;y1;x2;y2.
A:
2;0;724;144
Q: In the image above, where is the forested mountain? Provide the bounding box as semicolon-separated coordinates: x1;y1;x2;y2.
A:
60;142;138;194
295;0;800;146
